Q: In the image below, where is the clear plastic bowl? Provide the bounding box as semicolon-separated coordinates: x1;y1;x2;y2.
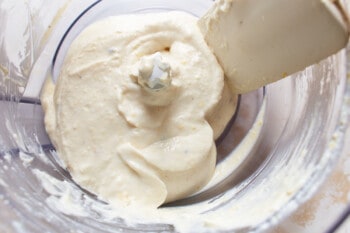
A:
0;0;349;232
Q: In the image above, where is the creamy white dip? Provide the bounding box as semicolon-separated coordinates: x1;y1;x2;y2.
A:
41;11;236;209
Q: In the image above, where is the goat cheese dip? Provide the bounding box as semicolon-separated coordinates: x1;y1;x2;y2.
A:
41;11;237;209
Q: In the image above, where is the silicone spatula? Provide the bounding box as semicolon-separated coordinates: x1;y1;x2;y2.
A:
198;0;349;94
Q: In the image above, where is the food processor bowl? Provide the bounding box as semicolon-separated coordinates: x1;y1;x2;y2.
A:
0;0;349;232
